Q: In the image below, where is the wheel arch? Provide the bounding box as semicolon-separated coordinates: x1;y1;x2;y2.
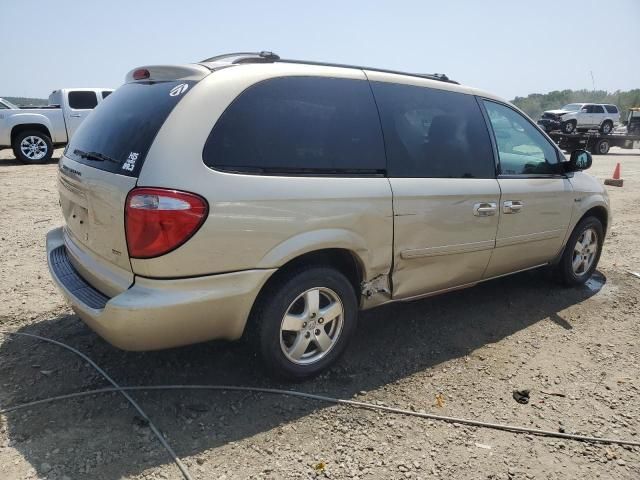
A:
553;202;609;266
580;205;608;236
11;123;53;143
255;228;375;278
258;247;365;301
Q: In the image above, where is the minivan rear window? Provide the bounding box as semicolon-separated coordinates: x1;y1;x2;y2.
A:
66;80;195;177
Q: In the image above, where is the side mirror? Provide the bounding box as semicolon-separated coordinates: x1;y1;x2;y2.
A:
566;149;592;172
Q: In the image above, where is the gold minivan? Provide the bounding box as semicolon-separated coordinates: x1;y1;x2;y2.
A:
47;52;610;379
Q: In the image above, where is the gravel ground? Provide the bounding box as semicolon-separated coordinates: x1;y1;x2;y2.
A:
0;147;639;480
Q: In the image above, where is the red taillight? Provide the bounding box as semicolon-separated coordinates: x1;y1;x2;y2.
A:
125;188;208;259
133;68;150;80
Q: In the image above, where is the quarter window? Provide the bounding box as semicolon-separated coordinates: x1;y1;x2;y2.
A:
101;91;112;100
483;100;559;176
203;76;386;174
68;91;98;109
370;82;495;178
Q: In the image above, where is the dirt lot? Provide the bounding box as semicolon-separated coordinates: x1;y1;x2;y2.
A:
0;147;639;480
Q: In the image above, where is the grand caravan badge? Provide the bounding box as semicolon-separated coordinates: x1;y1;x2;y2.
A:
169;83;189;97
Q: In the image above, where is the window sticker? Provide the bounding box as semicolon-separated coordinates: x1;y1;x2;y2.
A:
122;152;139;171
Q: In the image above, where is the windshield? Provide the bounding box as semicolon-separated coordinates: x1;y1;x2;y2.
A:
561;104;582;112
66;80;195;177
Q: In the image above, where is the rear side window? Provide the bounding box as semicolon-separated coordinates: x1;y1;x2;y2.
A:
605;105;618;113
370;82;495;178
590;105;605;114
203;76;385;174
66;80;195;176
68;91;98;109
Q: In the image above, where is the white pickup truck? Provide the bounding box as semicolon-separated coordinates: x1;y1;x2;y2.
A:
0;88;113;164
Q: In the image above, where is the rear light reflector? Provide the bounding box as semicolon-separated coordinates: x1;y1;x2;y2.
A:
125;187;208;258
133;68;150;80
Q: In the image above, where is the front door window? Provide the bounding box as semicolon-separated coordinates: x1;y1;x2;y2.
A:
483;101;560;175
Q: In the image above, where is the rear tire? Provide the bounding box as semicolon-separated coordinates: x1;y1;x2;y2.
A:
562;121;576;134
12;130;53;164
594;139;610;155
556;216;603;287
600;120;613;134
248;266;358;380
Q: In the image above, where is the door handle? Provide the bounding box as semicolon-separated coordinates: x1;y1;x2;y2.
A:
70;114;82;118
473;202;497;216
503;200;524;214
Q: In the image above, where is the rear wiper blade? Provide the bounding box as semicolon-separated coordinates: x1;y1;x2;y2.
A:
73;149;120;165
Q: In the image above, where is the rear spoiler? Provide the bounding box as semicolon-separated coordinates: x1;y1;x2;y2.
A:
124;64;210;83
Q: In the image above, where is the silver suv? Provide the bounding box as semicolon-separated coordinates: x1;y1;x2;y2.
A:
539;103;620;134
47;52;610;379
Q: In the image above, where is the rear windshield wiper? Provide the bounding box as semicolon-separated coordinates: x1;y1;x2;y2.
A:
73;149;120;165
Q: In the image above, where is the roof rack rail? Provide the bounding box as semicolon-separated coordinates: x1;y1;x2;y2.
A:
198;52;457;84
415;73;454;83
275;58;458;84
199;51;280;65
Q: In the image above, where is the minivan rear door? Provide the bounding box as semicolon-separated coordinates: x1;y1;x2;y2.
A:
368;76;500;299
59;68;208;294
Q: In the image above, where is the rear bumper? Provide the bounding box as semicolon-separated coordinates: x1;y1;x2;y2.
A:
46;227;275;351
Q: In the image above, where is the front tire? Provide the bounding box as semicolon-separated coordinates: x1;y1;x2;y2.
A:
562;120;576;134
249;266;358;380
557;216;603;286
12;130;53;164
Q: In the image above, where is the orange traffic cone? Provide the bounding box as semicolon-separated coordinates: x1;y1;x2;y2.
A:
605;162;623;187
612;163;621;179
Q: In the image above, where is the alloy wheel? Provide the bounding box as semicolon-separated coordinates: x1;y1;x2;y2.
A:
572;227;598;276
279;287;344;365
20;136;48;160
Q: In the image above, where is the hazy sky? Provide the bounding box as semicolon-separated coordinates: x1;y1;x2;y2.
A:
2;0;639;100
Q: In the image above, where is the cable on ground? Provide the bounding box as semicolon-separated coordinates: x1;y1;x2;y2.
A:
0;331;193;480
2;330;639;480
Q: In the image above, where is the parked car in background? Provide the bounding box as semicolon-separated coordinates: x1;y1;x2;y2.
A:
46;52;609;379
0;88;113;163
538;103;620;134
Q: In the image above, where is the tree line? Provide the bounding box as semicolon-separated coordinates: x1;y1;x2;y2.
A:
3;96;48;106
512;89;640;120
